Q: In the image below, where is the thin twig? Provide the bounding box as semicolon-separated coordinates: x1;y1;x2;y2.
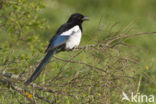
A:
54;56;107;73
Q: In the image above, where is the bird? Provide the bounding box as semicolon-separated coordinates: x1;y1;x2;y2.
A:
24;13;89;85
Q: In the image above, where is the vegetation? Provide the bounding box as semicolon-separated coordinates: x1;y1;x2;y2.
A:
0;0;156;104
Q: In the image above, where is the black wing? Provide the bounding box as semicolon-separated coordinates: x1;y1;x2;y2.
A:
45;22;75;52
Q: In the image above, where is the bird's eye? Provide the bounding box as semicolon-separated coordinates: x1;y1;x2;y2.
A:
79;16;82;19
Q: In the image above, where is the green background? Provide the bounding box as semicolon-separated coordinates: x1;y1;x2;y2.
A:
0;0;156;103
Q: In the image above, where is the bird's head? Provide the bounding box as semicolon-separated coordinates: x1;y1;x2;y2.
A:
67;13;89;24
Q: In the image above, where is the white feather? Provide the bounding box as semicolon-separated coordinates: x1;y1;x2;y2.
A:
61;25;82;49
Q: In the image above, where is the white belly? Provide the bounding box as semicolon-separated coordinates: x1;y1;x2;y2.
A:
65;30;82;49
60;25;82;49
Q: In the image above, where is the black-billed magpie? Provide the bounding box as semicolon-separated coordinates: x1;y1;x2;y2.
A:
24;13;89;85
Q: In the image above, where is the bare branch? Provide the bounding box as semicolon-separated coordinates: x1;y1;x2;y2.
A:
54;55;107;73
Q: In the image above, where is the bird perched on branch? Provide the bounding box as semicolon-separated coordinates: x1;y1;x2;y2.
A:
24;13;89;85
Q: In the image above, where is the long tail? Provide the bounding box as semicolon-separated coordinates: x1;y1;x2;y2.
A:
24;50;56;86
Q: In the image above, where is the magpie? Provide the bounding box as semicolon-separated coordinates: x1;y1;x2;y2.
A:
24;13;89;85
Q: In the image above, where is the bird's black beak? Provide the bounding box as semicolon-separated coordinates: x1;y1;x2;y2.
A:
82;16;89;21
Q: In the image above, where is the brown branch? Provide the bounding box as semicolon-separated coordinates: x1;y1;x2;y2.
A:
0;78;36;104
106;31;156;45
46;31;156;52
0;72;20;79
53;55;107;73
0;72;55;103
